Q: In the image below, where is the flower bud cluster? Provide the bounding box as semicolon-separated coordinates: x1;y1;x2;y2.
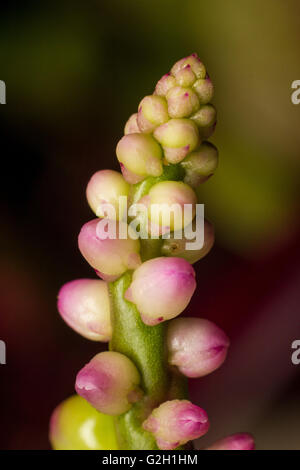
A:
52;54;253;452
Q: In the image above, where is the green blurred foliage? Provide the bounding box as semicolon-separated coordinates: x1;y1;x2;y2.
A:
0;0;299;255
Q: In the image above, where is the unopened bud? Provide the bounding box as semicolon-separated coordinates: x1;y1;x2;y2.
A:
166;86;199;119
57;279;112;342
143;400;209;450
124;113;140;135
161;219;215;264
181;142;219;187
137;95;169;133
153;118;200;164
116;133;163;181
146;180;197;232
78;219;141;281
205;433;255;450
125;257;196;326
75;351;143;416
167;318;229;378
86;170;129;219
193;78;214;105
175;65;196;87
155;73;177;97
171;53;206;79
190;104;216;128
49;395;118;450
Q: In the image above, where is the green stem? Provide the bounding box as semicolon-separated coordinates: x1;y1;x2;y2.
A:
108;166;189;450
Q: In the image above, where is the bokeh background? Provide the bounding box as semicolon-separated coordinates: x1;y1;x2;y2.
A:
0;0;299;449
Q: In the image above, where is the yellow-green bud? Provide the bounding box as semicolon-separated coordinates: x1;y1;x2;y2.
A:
181;142;218;187
193;78;214;105
171;53;206;80
166;86;199;119
137;95;169;133
191;104;217;128
86;169;130;220
153;118;200;164
175;65;196;87
155;73;177;96
116;133;163;179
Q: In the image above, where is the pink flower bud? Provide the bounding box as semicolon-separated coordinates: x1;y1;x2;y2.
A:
171;54;206;80
137;95;169;133
124;113;140;135
205;433;255;450
155;73;177;97
143;400;209;450
78;219;141;281
57;279;112;342
75;351;143;416
116;133;163;180
153;118;200;164
125;257;196;326
167;318;229;378
86;170;129;220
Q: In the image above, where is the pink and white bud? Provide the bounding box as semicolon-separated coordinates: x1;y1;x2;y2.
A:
125;257;196;326
171;54;206;80
153;118;200;164
155;73;177;97
116;133;163;181
166;87;199;119
57;279;111;342
193;78;214;105
143;400;209;450
175;65;196;88
78;219;141;281
146;180;197;232
75;351;143;416
137;95;169;133
167;318;230;378
205;433;255;450
86;170;129;220
124;113;140;135
181;142;219;187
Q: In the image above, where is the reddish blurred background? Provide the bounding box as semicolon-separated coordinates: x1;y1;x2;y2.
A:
0;0;299;449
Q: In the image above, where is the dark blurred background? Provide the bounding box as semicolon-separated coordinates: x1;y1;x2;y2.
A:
0;0;299;449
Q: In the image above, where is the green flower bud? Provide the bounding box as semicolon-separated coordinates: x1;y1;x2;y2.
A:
175;65;196;87
193;78;214;104
146;180;197;232
49;395;118;450
190;104;217;128
155;73;177;97
124;113;140;135
171;53;206;79
153;118;200;164
137;95;169;133
161;219;215;264
116;133;163;179
86;169;130;220
181;142;219;187
166;86;199;119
